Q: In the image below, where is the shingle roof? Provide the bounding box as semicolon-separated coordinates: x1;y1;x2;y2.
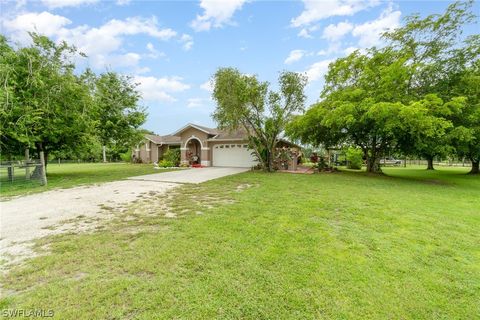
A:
172;123;218;136
145;134;181;145
192;124;218;135
210;127;249;140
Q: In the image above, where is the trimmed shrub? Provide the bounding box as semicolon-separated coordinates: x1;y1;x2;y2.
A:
346;147;363;169
163;148;181;166
120;151;132;163
159;159;174;168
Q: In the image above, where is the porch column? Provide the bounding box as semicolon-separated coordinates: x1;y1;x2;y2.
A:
180;148;189;165
201;147;211;166
291;153;298;171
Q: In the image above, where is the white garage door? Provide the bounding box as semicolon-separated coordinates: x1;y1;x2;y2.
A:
212;143;258;168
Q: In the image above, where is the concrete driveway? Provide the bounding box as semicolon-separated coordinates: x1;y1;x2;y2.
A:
127;167;250;184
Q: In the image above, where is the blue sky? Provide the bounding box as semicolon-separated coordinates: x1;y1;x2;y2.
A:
1;0;478;134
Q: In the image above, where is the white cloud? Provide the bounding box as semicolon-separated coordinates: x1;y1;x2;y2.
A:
106;52;141;68
2;12;178;70
352;6;401;47
146;42;165;59
187;98;204;108
305;59;334;82
297;25;318;39
180;34;194;51
2;11;72;40
41;0;98;9
291;0;380;27
134;76;190;102
116;0;131;5
190;0;246;32
200;80;213;92
285;49;309;64
322;21;353;41
343;46;359;55
298;28;312;39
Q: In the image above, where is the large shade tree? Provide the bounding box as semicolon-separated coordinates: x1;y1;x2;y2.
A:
94;71;146;162
212;68;307;171
381;0;477;170
0;33;94;168
0;33;148;167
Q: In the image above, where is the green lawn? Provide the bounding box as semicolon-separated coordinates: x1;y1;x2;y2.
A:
0;163;170;198
1;168;479;319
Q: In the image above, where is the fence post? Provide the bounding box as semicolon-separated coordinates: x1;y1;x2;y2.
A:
8;164;14;182
39;151;48;186
25;147;30;180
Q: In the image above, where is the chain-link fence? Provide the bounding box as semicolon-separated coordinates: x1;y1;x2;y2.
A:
0;160;46;187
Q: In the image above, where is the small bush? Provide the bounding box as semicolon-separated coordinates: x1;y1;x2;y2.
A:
120;151;132;163
159;159;174;168
163;148;180;166
346;147;363;169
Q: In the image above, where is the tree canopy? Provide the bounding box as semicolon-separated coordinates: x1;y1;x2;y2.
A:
212;68;307;171
0;33;147;165
286;0;479;174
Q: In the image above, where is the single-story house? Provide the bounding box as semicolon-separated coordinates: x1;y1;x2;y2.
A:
134;123;299;168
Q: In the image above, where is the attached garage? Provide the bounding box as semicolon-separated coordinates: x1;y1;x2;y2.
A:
212;143;258;168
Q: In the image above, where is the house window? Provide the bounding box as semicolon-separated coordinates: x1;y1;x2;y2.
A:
231;145;235;148
237;145;242;148
220;145;224;148
225;145;230;148
145;142;150;151
243;145;248;148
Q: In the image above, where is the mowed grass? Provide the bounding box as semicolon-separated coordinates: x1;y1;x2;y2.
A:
1;167;479;319
0;163;170;198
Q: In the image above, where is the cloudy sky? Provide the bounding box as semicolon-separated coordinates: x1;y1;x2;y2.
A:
1;0;478;134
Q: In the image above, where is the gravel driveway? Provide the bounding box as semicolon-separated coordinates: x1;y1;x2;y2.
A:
0;167;248;267
128;167;249;183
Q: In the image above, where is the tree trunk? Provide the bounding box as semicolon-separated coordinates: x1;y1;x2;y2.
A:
470;160;479;174
35;142;48;172
267;149;274;172
366;156;381;173
426;157;434;170
102;145;107;163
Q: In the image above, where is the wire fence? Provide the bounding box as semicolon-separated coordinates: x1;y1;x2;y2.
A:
405;159;472;167
0;160;46;187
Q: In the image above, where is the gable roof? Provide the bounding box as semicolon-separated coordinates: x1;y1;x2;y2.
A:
145;134;181;145
172;123;218;136
208;127;249;141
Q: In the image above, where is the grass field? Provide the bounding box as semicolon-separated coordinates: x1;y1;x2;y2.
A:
0;163;170;198
1;167;479;319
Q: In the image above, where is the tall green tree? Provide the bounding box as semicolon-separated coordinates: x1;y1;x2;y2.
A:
449;61;480;174
212;68;307;171
382;0;476;101
93;72;146;162
0;33;94;167
381;0;477;170
317;49;408;173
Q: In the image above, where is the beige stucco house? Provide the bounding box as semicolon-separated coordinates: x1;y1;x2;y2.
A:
134;123;299;168
135;123;257;167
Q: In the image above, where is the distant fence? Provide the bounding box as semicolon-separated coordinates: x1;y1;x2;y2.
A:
405;159;472;167
0;160;46;186
50;159;124;164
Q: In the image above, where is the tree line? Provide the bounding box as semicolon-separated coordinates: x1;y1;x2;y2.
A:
0;33;147;167
286;1;479;174
211;1;478;174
